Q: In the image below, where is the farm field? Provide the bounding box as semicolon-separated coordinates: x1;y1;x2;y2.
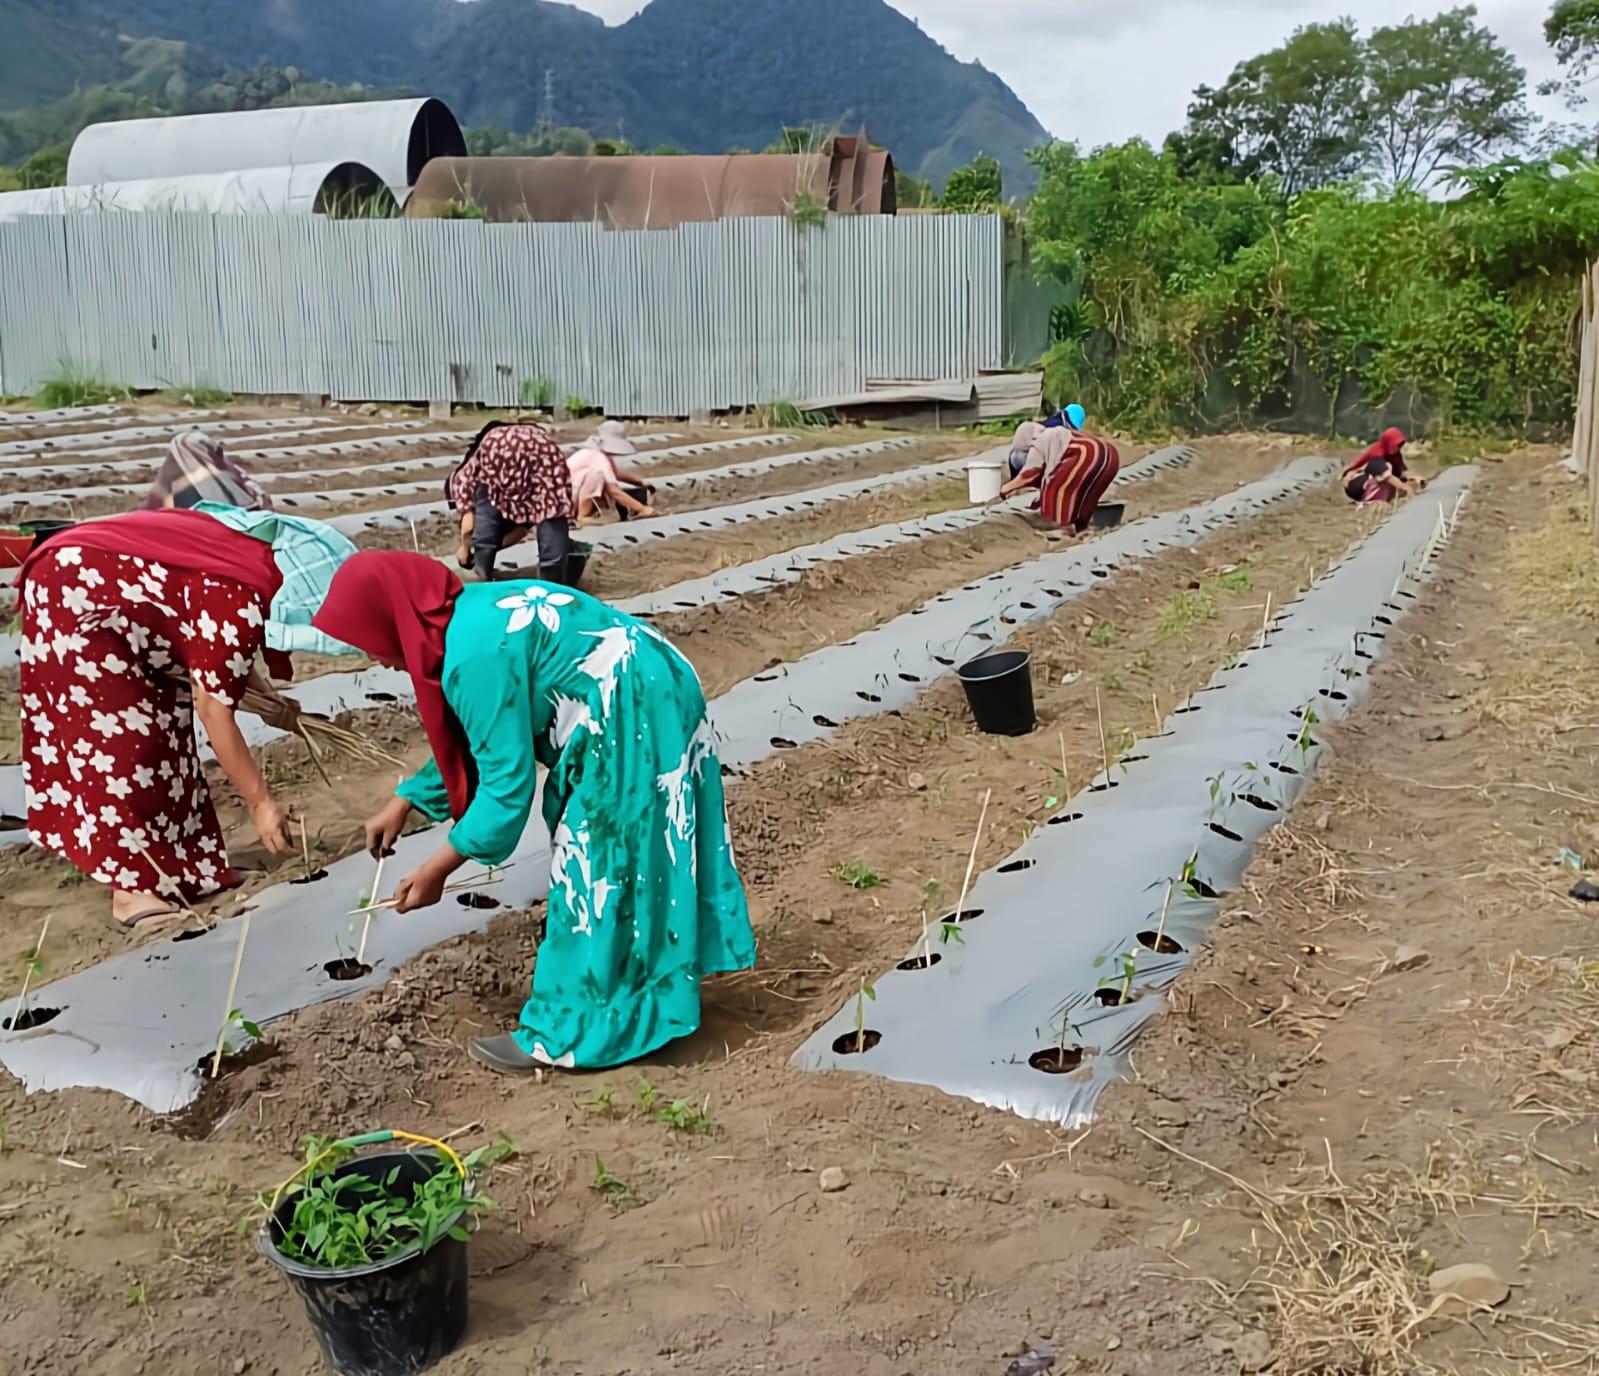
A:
1;400;1594;1376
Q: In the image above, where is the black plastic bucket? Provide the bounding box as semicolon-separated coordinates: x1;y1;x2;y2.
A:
23;519;77;550
957;649;1036;736
615;484;652;521
261;1151;471;1376
566;540;592;587
1090;502;1125;530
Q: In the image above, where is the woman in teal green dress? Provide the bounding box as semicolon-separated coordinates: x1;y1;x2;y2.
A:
311;550;755;1072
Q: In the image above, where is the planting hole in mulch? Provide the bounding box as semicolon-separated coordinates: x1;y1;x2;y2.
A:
1089;781;1121;793
857;691;882;703
1121;753;1149;763
1093;987;1124;1007
1240;794;1279;812
324;958;372;981
290;870;329;885
941;908;984;924
457;892;500;910
812;714;838;728
998;858;1036;873
171;925;212;942
189;1036;277;1083
832;1029;882;1054
366;691;398;702
1028;1046;1083;1073
1138;931;1185;954
4;1006;60;1031
1187;877;1220;899
896;953;943;971
1047;813;1084;825
1271;762;1300;775
1208;822;1245;841
770;737;798;750
0;813;24;830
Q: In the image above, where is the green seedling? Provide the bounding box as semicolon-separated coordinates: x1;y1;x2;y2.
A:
1295;703;1321;755
653;1098;717;1134
1221;650;1240;670
590;1157;644;1214
853;977;876;1052
1093;948;1138;1003
10;914;49;1026
1180;848;1203;899
1089;619;1116;648
265;1144;492;1269
220;1008;263;1056
123;1281;147;1307
563;394;591;418
1100;670;1121;691
938;921;965;947
636;1075;662;1115
580;1084;623;1118
830;861;886;891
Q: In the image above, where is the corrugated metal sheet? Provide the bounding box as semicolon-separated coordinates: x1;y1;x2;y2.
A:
66;99;466;196
0;163;392;221
0;213;1004;414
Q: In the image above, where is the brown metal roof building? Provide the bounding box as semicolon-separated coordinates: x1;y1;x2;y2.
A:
405;135;894;228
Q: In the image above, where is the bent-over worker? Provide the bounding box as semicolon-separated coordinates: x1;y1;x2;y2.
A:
17;509;298;932
1342;427;1422;504
311;552;756;1073
567;421;657;522
449;421;577;583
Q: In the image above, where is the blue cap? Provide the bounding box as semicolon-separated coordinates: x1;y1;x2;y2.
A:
1065;403;1086;429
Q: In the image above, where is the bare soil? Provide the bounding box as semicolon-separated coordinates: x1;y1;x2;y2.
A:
9;416;1583;1376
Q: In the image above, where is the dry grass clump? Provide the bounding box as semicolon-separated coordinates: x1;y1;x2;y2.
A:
1504;501;1599;622
1148;1129;1599;1376
1472;952;1599;1129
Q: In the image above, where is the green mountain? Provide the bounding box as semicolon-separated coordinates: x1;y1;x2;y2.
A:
0;0;1049;190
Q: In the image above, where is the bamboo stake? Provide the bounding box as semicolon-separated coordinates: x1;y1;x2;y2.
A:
408;519;421;554
1094;688;1110;785
1151;692;1161;733
1258;591;1273;649
11;915;49;1025
1058;730;1070;801
948;788;992;933
345;871;507;916
298;817;312;877
356;855;386;965
210;910;253;1079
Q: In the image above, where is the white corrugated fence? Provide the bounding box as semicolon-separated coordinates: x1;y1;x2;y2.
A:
0;213;1004;415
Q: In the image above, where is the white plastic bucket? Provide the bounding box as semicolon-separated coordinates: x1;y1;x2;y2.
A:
967;458;1004;504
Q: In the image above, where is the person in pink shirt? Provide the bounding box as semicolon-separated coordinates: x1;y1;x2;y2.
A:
568;420;657;521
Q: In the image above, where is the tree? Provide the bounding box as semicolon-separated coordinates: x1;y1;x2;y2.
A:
1545;0;1599;104
1364;7;1530;184
1184;20;1368;194
941;153;1003;212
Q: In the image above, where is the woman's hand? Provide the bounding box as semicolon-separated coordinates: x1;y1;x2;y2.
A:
251;796;293;854
393;843;466;913
365;795;414;858
393;864;448;913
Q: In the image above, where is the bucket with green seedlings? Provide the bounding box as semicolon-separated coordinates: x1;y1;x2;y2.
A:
260;1130;506;1376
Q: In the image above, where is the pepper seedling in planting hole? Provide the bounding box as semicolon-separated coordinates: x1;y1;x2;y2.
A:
853;977;876;1052
1093;948;1137;1004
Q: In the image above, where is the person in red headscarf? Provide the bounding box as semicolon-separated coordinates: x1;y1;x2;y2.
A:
1342;428;1423;504
17;509;297;932
312;550;754;1074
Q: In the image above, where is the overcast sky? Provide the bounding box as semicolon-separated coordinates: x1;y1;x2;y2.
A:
566;1;1571;149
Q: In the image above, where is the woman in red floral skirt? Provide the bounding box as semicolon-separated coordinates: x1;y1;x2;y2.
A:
18;509;296;932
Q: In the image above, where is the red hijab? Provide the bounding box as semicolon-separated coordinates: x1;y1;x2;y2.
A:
311;551;476;818
19;508;291;676
1345;427;1407;476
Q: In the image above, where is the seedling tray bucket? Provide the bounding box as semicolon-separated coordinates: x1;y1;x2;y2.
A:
1090;502;1125;529
956;649;1035;736
567;540;593;587
261;1150;472;1376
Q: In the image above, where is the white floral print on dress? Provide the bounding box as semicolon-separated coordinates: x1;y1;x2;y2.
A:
497;585;574;636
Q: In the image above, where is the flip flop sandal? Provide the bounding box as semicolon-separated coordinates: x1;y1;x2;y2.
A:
101;903;187;937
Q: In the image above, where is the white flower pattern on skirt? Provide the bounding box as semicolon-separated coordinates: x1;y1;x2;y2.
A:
497;585;574;636
19;544;269;900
